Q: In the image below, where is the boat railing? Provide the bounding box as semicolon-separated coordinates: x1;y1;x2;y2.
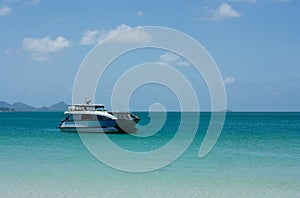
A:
68;104;105;112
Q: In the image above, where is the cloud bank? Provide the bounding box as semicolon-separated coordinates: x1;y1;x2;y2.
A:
23;36;72;61
81;24;151;46
210;3;241;21
199;3;241;21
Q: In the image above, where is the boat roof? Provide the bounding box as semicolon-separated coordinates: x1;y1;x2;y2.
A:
72;104;105;107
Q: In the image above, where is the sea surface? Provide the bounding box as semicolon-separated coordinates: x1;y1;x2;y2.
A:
0;112;299;198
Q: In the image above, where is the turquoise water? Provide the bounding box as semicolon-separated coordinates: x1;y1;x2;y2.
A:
0;112;299;197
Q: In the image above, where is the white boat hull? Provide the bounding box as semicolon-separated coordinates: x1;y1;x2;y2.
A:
60;126;119;133
59;119;138;133
59;120;119;133
58;103;140;133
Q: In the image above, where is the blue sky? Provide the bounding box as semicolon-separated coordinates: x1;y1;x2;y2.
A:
0;0;299;111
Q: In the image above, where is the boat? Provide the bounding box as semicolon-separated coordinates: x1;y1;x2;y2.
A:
58;100;140;133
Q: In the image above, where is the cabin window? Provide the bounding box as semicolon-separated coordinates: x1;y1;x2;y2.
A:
97;115;112;121
81;114;97;120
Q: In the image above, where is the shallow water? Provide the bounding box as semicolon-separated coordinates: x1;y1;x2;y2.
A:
0;112;299;197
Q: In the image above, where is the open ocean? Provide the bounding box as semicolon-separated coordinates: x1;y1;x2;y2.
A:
0;112;299;197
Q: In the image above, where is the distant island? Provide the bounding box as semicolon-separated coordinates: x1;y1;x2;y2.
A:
0;107;15;112
0;101;68;112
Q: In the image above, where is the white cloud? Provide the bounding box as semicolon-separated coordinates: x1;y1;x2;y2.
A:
160;52;190;66
160;52;180;63
23;36;72;61
224;77;236;85
80;30;102;46
206;3;241;21
0;5;12;16
0;0;39;16
80;24;151;46
136;10;144;17
211;3;241;20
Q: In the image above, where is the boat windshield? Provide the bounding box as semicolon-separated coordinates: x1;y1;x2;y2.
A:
96;107;107;111
65;114;74;121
